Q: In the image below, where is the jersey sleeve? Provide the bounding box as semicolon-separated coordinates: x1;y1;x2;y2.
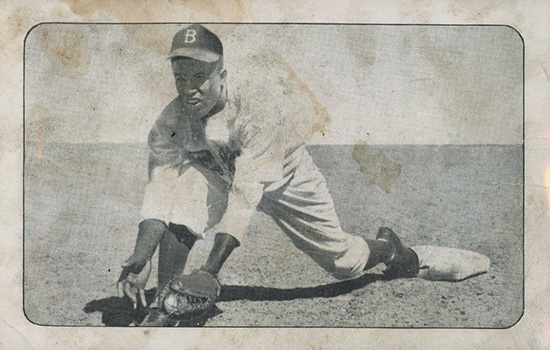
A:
212;110;285;240
211;57;315;240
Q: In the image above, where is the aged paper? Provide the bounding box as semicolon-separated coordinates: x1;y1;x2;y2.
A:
2;1;550;349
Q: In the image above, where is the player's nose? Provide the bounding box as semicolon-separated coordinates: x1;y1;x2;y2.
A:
182;86;199;97
177;79;199;95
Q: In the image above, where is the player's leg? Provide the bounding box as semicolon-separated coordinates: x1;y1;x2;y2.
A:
141;163;231;326
157;223;197;292
162;162;231;276
171;163;239;277
259;147;418;279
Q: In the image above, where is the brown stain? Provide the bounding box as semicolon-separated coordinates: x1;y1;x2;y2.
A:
38;0;252;58
448;0;521;22
6;7;30;44
445;162;453;170
60;0;251;23
123;26;176;57
344;28;376;69
122;18;249;57
272;54;332;137
352;140;401;193
392;0;434;22
416;27;454;75
37;25;91;79
55;1;252;68
515;13;526;26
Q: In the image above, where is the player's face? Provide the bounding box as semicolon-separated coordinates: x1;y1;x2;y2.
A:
172;58;226;118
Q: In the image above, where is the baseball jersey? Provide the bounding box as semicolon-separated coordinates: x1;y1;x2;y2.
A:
140;57;322;237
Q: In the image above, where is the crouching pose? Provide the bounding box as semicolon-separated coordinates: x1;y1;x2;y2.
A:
117;24;419;326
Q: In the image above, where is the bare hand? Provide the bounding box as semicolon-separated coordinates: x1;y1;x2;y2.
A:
117;257;151;309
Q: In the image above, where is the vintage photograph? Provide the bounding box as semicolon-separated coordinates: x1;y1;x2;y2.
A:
24;23;523;327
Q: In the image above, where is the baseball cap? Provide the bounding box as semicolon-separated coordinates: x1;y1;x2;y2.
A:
167;24;223;63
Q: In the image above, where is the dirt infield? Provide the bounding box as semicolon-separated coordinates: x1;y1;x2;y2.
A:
23;143;523;328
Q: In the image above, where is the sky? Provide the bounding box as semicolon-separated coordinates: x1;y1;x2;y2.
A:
24;24;523;145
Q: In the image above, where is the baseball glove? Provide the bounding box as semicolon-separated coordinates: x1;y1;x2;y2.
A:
157;270;221;320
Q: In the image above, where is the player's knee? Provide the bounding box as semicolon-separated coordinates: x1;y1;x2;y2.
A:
304;244;365;280
170;166;211;234
323;253;366;280
180;164;203;177
176;165;208;190
329;264;362;280
328;237;369;280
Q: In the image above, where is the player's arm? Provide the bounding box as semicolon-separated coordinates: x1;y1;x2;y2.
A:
200;116;284;276
126;120;185;268
118;118;186;305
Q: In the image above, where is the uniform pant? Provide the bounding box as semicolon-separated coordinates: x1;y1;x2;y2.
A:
153;146;369;280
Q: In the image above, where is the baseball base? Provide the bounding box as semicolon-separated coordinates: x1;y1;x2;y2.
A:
411;245;491;282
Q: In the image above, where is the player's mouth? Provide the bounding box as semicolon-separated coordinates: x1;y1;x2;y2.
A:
185;98;202;106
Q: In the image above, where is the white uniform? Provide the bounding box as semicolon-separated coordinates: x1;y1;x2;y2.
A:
140;62;369;280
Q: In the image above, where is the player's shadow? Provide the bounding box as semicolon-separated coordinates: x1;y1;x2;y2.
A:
84;290;221;327
218;272;383;302
84;273;382;326
83;290;155;326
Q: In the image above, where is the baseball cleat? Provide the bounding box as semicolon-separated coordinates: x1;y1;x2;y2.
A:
376;227;419;278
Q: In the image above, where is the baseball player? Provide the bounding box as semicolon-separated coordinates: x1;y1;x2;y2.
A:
117;24;420;326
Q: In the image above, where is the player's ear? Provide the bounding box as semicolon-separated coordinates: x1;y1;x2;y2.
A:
219;68;227;83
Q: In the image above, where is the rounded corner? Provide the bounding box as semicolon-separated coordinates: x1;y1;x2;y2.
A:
499;25;525;48
24;22;56;50
23;304;50;327
24;23;45;44
499;306;525;330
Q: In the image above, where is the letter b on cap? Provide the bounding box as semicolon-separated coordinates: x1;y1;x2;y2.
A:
184;29;197;43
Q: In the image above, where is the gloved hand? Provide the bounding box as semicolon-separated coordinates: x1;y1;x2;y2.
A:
158;270;221;319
